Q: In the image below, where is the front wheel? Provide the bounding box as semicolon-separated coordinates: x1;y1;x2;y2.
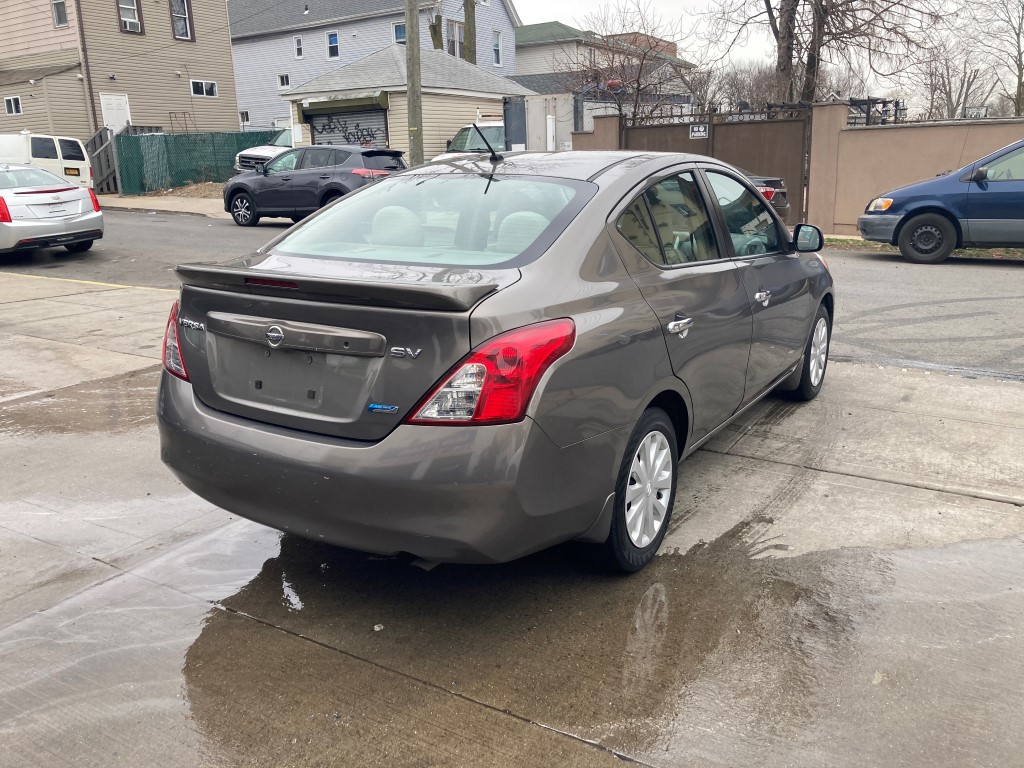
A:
230;192;260;227
64;240;93;253
787;304;831;402
604;408;678;573
898;213;955;263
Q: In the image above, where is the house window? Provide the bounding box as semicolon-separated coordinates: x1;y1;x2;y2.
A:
294;36;303;58
446;20;465;59
326;31;339;59
4;96;23;116
239;111;250;125
169;0;193;40
278;74;290;89
492;30;501;66
52;0;68;27
190;79;217;97
393;22;406;45
118;0;143;33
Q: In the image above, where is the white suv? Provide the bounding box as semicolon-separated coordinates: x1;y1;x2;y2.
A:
234;130;294;172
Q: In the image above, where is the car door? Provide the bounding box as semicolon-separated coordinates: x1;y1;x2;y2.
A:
610;169;753;443
965;144;1024;245
702;167;814;404
254;149;301;215
289;147;335;215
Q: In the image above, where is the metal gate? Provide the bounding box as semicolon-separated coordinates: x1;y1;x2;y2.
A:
624;107;811;219
309;110;388;148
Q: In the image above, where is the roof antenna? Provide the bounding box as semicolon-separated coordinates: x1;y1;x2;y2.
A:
472;123;502;163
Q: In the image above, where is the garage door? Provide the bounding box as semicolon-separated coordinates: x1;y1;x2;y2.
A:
309;110;388;148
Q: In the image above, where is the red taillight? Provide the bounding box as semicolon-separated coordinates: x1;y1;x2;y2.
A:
0;197;10;224
88;189;101;212
162;301;190;381
406;319;576;426
756;185;776;201
351;168;389;178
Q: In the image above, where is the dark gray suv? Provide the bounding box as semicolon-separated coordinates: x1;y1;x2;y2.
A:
163;151;833;571
224;145;405;226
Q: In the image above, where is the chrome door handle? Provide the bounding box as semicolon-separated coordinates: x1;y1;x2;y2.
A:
666;316;694;338
318;174;331;179
754;290;771;306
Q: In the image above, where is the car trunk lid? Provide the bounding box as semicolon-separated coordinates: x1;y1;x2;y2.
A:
6;186;85;219
174;258;519;441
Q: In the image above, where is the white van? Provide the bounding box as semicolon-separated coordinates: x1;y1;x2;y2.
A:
0;132;93;188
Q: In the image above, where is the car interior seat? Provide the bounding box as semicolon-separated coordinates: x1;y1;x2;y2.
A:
370;206;424;247
493;211;549;254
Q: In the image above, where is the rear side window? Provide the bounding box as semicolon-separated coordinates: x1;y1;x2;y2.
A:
299;147;333;169
30;137;59;160
362;153;406;171
0;167;68;189
705;171;780;256
273;174;595;268
58;139;86;161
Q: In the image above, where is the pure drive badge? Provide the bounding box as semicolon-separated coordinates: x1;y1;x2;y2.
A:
367;403;400;414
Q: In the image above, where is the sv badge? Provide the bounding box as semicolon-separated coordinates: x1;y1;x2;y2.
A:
390;347;422;359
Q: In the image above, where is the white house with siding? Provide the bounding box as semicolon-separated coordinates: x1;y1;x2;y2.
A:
229;0;522;131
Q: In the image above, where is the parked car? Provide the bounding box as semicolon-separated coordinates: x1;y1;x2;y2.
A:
233;129;294;172
0;132;92;188
737;167;791;223
161;151;833;572
224;145;406;226
0;163;103;254
859;138;1024;263
432;121;505;162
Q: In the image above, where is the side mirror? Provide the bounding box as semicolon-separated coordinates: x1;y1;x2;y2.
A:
446;139;452;150
255;163;267;175
969;166;988;183
793;223;823;253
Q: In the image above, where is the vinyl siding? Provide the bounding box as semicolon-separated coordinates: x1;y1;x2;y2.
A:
77;0;240;131
0;0;81;59
387;91;506;159
0;67;92;139
514;41;580;76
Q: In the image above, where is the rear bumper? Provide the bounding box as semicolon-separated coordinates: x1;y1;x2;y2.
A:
857;214;900;243
0;211;104;253
157;372;621;563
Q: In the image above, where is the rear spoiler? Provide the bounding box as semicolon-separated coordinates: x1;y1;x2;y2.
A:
175;264;500;312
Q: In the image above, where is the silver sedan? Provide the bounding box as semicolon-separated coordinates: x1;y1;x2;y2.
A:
0;163;104;254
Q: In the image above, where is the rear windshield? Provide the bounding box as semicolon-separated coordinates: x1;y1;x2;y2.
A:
0;167;68;189
273;174;595;268
448;126;505;152
362;153;406;171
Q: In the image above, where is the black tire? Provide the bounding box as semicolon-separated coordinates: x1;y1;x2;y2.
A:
230;192;260;227
604;408;679;573
897;213;955;264
64;240;93;253
290;215;305;224
787;304;831;402
319;192;342;209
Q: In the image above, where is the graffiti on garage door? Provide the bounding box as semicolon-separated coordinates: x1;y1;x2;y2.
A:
310;111;388;148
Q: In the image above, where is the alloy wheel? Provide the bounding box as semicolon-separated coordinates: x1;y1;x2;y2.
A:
809;316;829;387
232;197;252;224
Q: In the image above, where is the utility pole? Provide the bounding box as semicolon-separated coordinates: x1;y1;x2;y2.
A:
405;0;424;165
463;0;476;65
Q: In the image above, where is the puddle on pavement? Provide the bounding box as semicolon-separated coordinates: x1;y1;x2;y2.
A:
179;520;1024;766
0;366;159;436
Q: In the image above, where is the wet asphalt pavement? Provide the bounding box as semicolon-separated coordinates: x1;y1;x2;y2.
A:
1;212;1023;767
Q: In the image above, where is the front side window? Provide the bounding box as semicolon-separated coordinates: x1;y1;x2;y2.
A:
52;0;68;27
278;74;290;89
326;31;339;58
267;150;300;173
4;96;22;116
190;79;218;97
983;146;1024;181
446;20;465;58
299;148;333;169
31;136;59;159
393;22;406;44
705;170;780;255
170;0;193;40
118;0;143;33
273;174;594;268
492;30;502;66
294;36;303;58
58;139;86;161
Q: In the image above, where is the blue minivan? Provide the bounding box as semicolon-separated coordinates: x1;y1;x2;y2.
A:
858;139;1024;263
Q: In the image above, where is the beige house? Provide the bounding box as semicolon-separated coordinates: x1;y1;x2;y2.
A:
0;0;240;141
284;45;534;159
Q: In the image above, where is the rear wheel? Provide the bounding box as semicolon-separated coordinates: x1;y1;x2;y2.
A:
787;304;831;402
320;192;342;209
64;240;93;253
230;192;260;227
898;213;955;263
605;408;678;573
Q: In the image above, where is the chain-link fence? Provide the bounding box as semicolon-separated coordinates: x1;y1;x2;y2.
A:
114;130;280;196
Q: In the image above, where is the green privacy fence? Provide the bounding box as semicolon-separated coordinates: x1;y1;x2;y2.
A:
114;130;281;196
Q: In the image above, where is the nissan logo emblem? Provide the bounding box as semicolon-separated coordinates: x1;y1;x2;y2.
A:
265;325;285;348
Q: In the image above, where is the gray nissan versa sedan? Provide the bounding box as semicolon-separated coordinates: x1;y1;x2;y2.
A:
158;151;833;572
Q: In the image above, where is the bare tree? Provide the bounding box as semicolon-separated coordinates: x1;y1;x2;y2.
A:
717;59;789;109
975;0;1024;116
704;0;942;102
906;43;997;119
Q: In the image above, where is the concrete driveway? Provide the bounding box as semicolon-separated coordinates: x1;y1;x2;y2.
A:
0;240;1022;766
